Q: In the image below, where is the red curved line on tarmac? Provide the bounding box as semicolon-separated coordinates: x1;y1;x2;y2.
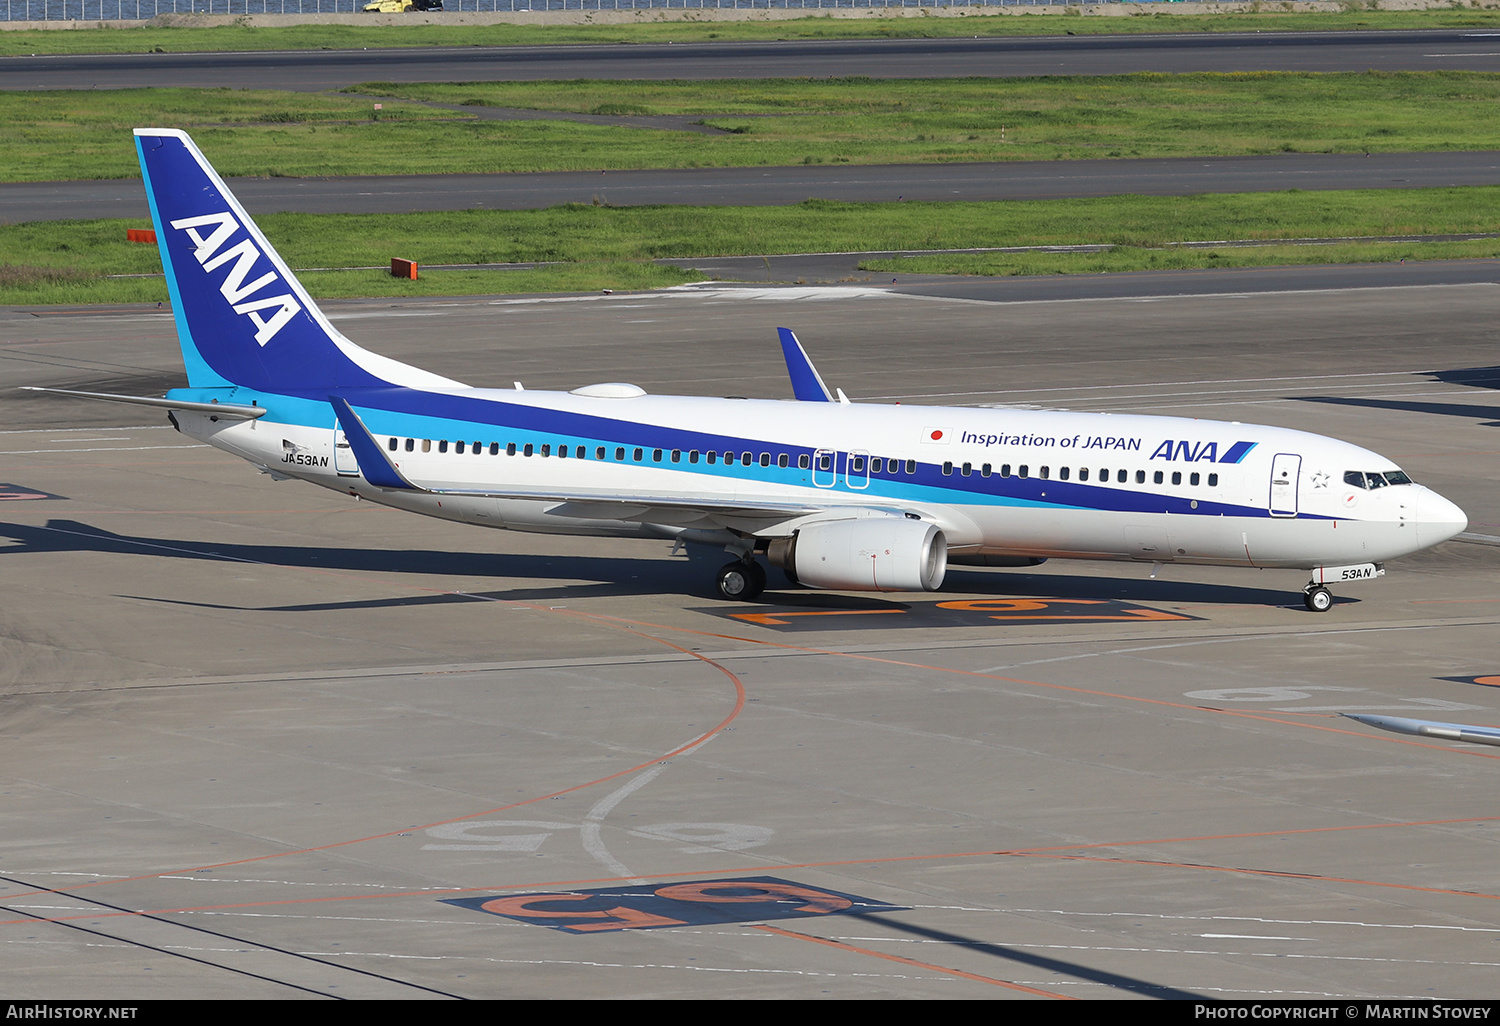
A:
11;550;1491;941
1;606;746;905
568;611;1500;761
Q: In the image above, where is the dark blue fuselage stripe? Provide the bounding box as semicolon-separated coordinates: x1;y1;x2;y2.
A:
292;387;1324;523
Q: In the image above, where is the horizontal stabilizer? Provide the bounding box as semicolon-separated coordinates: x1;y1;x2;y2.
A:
777;327;834;402
20;386;266;419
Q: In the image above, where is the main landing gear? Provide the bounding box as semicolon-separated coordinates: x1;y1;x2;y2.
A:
1303;584;1334;613
716;558;766;602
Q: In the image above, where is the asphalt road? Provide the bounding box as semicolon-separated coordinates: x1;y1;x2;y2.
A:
8;29;1500;91
4;278;1499;998
6;150;1500;222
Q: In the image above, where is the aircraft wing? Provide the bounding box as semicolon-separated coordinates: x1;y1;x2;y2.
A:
329;395;828;526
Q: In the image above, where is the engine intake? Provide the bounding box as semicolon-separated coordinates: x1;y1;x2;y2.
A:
769;518;947;592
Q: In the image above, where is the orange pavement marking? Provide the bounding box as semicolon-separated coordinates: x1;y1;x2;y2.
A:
750;924;1074;998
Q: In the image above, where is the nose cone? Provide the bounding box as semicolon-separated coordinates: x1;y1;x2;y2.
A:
1416;487;1468;549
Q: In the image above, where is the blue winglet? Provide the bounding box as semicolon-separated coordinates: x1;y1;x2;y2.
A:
329;395;419;491
777;328;834;402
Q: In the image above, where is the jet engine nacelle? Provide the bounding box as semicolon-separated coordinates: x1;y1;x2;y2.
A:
769;517;947;592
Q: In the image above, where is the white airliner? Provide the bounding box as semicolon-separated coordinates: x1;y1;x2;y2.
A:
29;129;1469;612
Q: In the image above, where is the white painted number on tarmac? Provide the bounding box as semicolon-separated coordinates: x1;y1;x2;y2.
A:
629;823;774;853
422;819;577;852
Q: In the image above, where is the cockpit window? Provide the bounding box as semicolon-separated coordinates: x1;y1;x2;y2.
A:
1345;469;1412;490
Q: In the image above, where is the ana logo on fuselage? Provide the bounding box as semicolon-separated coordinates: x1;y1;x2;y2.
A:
169;211;302;347
1149;440;1257;464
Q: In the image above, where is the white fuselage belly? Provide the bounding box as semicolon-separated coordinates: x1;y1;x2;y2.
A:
176;390;1452;573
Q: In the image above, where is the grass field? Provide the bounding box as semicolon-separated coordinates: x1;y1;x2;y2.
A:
6;186;1498;304
6;9;1500;57
10;71;1500;181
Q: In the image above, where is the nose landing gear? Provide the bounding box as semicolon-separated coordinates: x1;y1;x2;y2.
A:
1303;584;1334;613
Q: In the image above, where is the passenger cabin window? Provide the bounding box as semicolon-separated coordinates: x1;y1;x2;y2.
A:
942;462;953;476
596;446;606;460
1117;469;1127;484
439;440;449;453
1018;465;1029;479
1208;473;1219;487
633;447;643;462
797;455;809;470
871;458;884;473
1135;470;1145;484
406;438;415;452
1078;468;1089;482
523;443;534;457
1171;471;1182;485
1000;464;1012;478
1058;466;1069;481
981;463;992;478
1039;466;1049;480
507;443;517;456
1153;471;1164;484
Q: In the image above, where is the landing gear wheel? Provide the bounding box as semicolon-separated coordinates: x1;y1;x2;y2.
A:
1304;586;1333;613
716;559;766;602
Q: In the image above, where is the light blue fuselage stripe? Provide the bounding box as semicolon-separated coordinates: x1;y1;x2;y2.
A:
181;384;1336;523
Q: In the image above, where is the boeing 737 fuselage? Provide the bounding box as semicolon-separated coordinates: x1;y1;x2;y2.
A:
28;130;1470;612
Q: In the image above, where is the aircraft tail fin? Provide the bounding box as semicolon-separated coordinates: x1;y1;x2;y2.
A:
134;128;459;394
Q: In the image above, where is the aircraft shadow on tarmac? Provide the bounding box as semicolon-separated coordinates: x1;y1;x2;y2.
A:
1300;365;1500;427
7;519;1313;619
856;914;1205;1000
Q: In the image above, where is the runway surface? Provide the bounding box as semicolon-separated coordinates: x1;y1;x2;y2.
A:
10;29;1500;90
9;150;1500;222
3;272;1500;998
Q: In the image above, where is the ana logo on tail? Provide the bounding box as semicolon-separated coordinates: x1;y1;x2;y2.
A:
169;211;302;346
